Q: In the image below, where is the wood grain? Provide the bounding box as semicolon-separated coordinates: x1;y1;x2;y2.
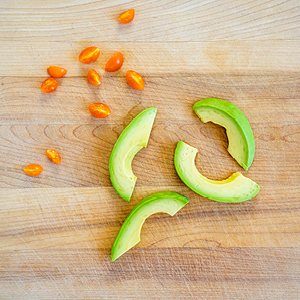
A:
1;75;299;125
1;0;300;298
1;248;299;299
1;186;299;250
1;40;300;77
1;0;300;42
0;122;299;188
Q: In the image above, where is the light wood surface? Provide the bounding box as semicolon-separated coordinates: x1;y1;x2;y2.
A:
1;1;300;299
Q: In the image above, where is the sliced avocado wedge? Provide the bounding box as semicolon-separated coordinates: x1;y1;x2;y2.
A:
109;108;157;202
174;141;260;203
193;98;255;170
111;191;189;261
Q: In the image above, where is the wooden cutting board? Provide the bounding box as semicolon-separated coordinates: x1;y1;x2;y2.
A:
1;1;299;299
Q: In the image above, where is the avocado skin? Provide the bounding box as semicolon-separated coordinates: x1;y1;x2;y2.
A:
109;108;157;202
174;141;260;203
193;98;255;170
111;191;189;261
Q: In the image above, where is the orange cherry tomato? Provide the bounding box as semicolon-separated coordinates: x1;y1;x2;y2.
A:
105;52;124;72
88;103;111;118
47;66;67;78
24;164;43;177
87;69;101;86
126;70;145;90
46;149;61;165
41;78;58;93
79;46;100;64
118;9;135;24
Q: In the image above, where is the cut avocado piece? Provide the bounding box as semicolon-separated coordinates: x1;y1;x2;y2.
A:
109;108;157;202
193;98;255;170
111;191;189;261
174;141;260;203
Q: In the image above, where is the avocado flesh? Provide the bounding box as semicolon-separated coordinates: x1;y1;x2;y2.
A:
174;141;260;203
109;108;157;202
111;191;189;261
193;98;255;170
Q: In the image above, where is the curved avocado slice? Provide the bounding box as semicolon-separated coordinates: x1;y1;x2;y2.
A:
174;141;260;203
111;191;189;261
109;108;157;202
193;98;255;170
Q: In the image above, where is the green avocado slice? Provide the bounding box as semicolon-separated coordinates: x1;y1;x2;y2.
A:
109;108;157;202
174;141;260;203
111;191;189;261
193;98;255;170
